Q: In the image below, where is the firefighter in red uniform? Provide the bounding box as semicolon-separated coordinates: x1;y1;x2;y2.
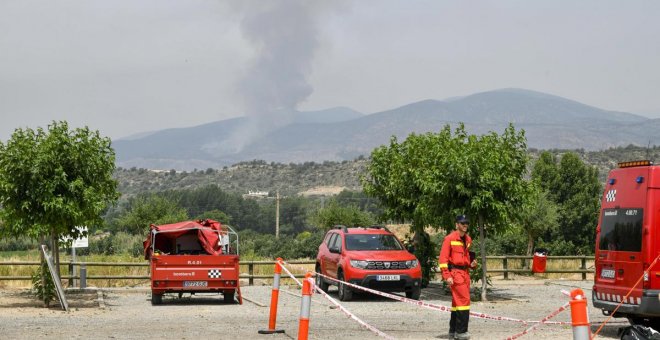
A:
439;215;477;340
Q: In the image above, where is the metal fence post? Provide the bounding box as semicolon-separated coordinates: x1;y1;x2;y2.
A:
581;257;587;280
249;263;254;286
68;261;75;288
80;264;87;289
503;257;508;280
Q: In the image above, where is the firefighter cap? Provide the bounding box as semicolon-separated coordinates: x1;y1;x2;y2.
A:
456;215;469;223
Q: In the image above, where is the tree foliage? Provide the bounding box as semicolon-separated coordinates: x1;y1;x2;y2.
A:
531;151;601;254
309;200;375;230
363;123;529;300
0;121;119;241
115;194;189;234
516;184;559;256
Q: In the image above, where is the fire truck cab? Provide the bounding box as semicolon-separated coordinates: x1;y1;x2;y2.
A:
593;160;660;325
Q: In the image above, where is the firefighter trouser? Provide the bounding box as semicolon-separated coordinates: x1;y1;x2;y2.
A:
448;269;470;334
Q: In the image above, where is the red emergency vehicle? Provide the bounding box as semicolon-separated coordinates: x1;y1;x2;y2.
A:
143;219;242;305
593;160;660;326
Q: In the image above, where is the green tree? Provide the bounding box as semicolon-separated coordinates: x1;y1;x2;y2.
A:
363;123;529;300
116;194;188;234
309;200;375;230
0;121;119;304
531;152;601;254
195;209;232;225
517;185;559;257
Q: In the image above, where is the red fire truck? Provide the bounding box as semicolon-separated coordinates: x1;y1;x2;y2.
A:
143;219;242;305
593;160;660;326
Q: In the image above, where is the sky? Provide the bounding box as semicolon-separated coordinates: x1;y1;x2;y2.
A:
1;0;660;142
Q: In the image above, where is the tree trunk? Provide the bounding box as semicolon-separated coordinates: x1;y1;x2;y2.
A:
525;233;534;269
39;235;47;307
479;215;488;302
51;231;60;278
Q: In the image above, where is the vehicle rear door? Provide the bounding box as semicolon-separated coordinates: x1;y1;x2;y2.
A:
595;166;647;304
323;234;342;278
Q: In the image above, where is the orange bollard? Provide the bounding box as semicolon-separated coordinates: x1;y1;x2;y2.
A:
258;258;286;334
297;272;313;340
569;288;591;340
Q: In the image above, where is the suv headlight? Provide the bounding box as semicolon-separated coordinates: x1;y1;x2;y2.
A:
350;260;369;269
406;260;419;268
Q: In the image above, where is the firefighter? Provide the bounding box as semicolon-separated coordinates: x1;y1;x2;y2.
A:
439;215;477;340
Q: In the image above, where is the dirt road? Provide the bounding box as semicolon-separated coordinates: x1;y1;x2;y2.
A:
0;279;626;339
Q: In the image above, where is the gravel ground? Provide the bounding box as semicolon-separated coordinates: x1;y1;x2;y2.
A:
0;278;628;340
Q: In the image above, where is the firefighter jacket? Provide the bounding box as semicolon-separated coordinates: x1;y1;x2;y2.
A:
438;230;472;281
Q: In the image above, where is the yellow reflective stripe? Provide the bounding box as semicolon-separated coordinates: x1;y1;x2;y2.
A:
451;306;470;311
450;241;464;246
439;263;448;268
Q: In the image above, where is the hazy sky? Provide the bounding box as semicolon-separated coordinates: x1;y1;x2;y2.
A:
1;0;659;142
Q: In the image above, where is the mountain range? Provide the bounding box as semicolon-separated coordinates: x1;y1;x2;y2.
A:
113;88;657;171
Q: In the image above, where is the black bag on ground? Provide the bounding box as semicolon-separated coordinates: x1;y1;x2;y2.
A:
619;325;660;340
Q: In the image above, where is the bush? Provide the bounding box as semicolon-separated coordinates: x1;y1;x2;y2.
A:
238;230;325;260
31;262;56;307
0;237;37;252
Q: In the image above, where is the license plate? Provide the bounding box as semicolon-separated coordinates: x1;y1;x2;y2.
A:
183;281;208;287
376;275;400;281
601;269;615;279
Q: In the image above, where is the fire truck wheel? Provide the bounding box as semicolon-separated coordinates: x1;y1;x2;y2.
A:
223;290;235;304
315;265;329;293
337;272;352;301
151;293;163;305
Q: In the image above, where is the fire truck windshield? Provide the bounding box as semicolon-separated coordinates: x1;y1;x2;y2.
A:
599;208;643;252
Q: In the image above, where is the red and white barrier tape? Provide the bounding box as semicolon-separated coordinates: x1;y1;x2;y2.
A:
278;260;303;287
278;261;571;339
317;272;569;325
504;301;570;340
277;260;394;339
307;277;395;340
278;260;570;326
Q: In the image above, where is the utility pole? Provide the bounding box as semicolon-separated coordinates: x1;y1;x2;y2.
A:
275;190;280;239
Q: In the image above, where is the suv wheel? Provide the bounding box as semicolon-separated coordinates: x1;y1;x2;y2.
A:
406;286;421;300
337;271;353;301
315;265;329;293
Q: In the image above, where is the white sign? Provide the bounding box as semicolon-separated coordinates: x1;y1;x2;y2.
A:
61;226;89;248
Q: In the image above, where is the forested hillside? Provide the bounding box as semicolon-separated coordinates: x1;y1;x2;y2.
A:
115;158;367;197
115;145;660;196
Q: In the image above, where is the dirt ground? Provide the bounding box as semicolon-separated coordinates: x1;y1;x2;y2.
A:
0;278;628;339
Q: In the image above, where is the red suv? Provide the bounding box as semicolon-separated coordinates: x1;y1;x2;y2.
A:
315;225;422;301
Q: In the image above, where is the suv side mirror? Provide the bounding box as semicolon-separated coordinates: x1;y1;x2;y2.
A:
329;246;341;254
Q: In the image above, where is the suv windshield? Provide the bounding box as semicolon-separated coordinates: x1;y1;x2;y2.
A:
345;234;403;251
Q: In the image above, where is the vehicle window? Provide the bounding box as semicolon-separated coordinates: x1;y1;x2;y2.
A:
599;208;643;252
345;234;403;251
325;233;336;247
330;234;342;251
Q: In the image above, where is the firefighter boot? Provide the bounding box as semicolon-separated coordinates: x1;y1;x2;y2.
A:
455;332;470;340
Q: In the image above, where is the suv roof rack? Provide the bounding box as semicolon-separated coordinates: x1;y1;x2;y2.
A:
368;225;391;232
333;225;349;233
